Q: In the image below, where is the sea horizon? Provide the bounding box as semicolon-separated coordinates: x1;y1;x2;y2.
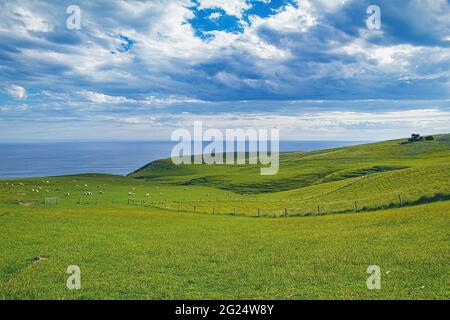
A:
0;140;367;179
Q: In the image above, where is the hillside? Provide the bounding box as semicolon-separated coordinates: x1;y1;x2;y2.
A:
0;134;449;299
126;134;450;216
129;134;450;193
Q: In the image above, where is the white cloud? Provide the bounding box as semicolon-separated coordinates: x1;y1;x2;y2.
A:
196;0;251;18
142;96;207;105
6;85;27;99
78;91;130;104
209;12;222;20
10;6;52;32
249;1;317;33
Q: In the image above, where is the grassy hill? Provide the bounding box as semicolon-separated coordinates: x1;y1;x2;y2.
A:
129;134;450;194
1;202;448;299
0;134;449;299
127;134;450;216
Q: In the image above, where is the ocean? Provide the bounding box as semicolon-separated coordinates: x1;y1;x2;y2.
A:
0;141;364;179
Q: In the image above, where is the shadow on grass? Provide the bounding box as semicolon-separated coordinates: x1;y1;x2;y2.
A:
331;193;450;216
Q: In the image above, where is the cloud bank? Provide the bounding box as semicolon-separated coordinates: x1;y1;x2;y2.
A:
0;0;449;140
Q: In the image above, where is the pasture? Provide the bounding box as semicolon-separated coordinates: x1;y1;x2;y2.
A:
0;134;449;299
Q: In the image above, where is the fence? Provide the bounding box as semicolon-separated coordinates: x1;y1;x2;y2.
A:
22;191;450;219
141;192;450;218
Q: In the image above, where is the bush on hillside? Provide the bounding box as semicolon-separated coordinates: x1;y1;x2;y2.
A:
401;133;434;144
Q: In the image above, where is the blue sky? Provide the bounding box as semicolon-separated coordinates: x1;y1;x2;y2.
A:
0;0;449;141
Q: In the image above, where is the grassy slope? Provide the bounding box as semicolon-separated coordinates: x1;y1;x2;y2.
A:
127;134;450;216
129;134;450;194
0;134;449;299
0;203;448;299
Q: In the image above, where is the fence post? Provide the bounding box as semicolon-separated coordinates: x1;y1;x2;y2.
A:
284;208;288;218
317;205;320;215
257;208;260;217
194;205;197;213
354;201;358;212
398;193;403;206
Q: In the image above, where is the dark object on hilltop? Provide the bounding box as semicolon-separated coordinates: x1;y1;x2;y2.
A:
409;133;423;142
401;134;434;144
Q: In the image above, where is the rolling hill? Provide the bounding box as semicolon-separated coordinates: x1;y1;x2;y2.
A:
0;134;449;299
127;134;450;216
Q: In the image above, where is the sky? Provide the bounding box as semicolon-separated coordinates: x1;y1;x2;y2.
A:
0;0;449;141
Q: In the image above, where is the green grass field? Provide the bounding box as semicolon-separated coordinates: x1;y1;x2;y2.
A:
1;134;449;299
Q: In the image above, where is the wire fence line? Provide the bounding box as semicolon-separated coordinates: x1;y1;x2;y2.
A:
12;191;450;218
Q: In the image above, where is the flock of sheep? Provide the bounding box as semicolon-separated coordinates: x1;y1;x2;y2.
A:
5;180;217;206
13;180;159;199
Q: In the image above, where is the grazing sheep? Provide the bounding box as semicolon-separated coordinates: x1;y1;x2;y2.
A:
99;191;103;195
145;193;150;197
84;184;88;187
128;192;135;196
66;193;70;196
